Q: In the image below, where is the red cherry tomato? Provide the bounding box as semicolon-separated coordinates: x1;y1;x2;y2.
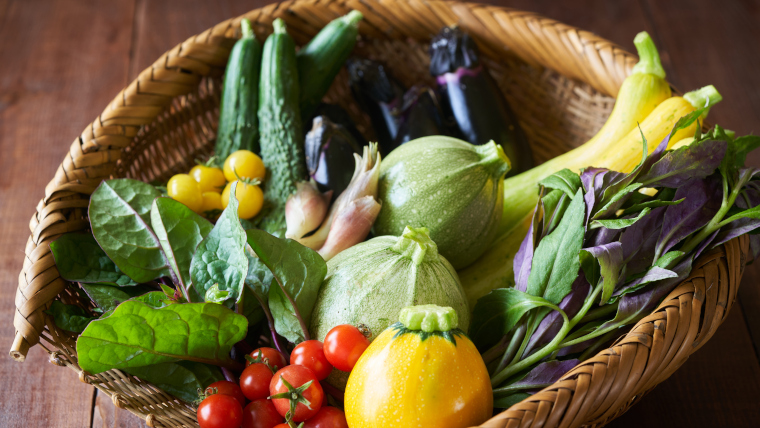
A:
323;325;370;372
302;406;349;428
241;398;284;428
205;380;246;408
197;394;243;428
290;340;333;380
247;347;287;371
272;425;290;428
240;363;274;401
269;365;324;422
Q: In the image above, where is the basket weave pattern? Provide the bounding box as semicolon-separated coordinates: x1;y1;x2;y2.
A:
10;1;749;427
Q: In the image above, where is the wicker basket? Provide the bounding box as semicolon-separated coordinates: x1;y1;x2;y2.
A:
10;1;750;427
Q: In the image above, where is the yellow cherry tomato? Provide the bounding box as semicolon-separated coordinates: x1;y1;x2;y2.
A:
190;164;226;192
223;150;265;182
222;181;264;220
167;174;203;213
201;191;224;214
345;305;493;428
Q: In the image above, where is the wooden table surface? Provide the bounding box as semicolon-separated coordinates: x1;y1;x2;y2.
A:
1;0;759;427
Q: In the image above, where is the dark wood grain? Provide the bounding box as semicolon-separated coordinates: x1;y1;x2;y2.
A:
1;1;759;427
0;0;136;427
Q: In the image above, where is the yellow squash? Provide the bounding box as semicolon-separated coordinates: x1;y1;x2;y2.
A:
345;305;492;428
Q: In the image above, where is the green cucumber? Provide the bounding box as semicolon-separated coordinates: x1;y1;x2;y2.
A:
297;10;363;119
257;18;306;233
215;19;262;160
374;136;511;269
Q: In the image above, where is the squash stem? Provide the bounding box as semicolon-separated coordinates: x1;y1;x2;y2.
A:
272;18;287;34
683;85;722;118
631;31;665;79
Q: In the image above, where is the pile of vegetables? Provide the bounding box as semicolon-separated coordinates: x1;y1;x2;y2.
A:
43;10;760;428
472;117;760;406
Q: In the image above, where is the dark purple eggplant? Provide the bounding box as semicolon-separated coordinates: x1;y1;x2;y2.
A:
392;85;451;149
430;26;533;175
305;116;362;197
347;58;404;155
309;103;367;146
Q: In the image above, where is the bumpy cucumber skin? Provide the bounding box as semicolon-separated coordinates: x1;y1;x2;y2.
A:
257;21;306;233
215;27;262;160
375;137;509;270
297;11;362;119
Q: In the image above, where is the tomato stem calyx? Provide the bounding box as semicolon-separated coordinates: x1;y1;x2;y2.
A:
269;376;314;423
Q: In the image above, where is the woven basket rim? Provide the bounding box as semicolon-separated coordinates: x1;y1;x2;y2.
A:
10;2;749;428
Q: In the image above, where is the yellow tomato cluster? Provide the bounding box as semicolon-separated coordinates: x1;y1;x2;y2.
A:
167;150;266;219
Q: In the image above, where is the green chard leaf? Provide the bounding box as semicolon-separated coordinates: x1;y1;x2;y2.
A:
590;207;651;230
246;229;327;344
76;300;247;374
151;197;214;295
89;179;171;283
469;288;564;350
45;301;95;333
50;233;137;286
205;284;231;304
124;361;223;403
190;182;249;303
81;283;156;313
538;169;582;199
526;189;586;304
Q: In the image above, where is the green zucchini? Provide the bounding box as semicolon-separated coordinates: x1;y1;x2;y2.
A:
297;10;363;119
215;19;262;160
257;18;306;233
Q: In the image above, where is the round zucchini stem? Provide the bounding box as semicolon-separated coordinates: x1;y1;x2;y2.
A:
240;18;254;39
399;304;458;332
631;31;666;79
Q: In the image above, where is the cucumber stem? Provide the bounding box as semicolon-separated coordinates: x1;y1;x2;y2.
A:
240;18;254;39
272;18;287;34
684;84;723;109
342;10;364;26
631;32;666;79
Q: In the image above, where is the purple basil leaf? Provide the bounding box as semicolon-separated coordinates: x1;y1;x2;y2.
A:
514;207;541;293
620;206;667;275
588;226;621;247
507;359;580;391
611;266;678;302
695;229;719;259
600;132;672;204
640;139;727;188
599;256;693;332
580;242;624;304
524;275;590;356
582;168;623;224
656;174;722;259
